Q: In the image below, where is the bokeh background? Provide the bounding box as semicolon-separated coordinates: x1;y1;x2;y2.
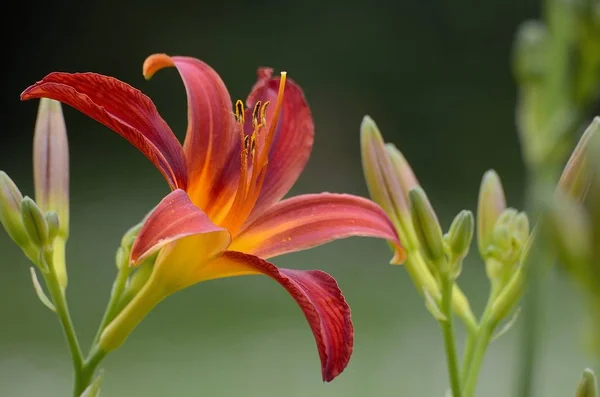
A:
1;0;598;396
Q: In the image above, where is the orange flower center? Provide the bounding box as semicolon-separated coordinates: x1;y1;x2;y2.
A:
219;72;287;235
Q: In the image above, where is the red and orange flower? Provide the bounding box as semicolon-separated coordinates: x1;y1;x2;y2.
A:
21;54;404;381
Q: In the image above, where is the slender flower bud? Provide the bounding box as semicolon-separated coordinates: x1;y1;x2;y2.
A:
575;369;598;397
477;170;507;258
513;20;547;84
21;197;49;247
559;117;600;202
384;142;419;203
446;210;474;262
360;117;409;240
409;187;444;264
0;171;30;247
33;98;69;238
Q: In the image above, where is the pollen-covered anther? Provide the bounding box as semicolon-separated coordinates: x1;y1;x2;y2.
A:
235;99;245;125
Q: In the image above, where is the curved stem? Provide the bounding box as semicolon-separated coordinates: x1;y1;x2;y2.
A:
41;250;85;395
462;322;494;397
440;276;462;397
91;265;131;346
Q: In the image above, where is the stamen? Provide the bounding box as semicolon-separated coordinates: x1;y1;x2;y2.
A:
260;101;270;126
252;101;262;128
235;100;245;124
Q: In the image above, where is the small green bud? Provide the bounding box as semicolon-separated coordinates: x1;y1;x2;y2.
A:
409;187;444;264
121;222;143;250
445;210;474;263
34;98;70;238
45;211;60;242
512;20;548;83
575;368;598;397
513;212;530;243
384;142;419;203
21;197;49;247
0;171;29;247
477;170;507;258
115;246;129;271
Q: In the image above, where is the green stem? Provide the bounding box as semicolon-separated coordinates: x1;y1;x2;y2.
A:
460;328;477;384
41;251;85;396
440;276;462;397
73;347;107;396
462;321;495;397
91;265;131;347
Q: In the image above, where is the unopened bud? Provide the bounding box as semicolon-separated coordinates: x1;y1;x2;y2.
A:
0;171;29;247
477;170;507;258
45;211;60;242
384;142;419;204
446;210;474;262
575;368;598;397
121;223;143;250
512;20;547;83
21;197;49;247
33;98;70;238
559;117;600;202
409;187;444;264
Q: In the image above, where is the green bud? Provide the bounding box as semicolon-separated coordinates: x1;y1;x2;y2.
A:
445;210;474;263
115;246;129;271
477;170;507;258
384;142;419;204
45;211;60;242
575;368;598;397
0;171;29;247
21;197;49;247
360;116;411;260
121;222;143;250
513;212;530;244
512;20;548;84
34;98;70;238
559;117;600;202
409;187;444;264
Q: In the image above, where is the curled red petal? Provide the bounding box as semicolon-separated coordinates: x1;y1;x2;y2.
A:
242;69;314;223
230;193;404;261
143;54;238;210
208;251;353;381
21;72;187;190
131;189;230;264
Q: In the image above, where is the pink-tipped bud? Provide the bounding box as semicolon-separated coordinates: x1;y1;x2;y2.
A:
33;98;69;238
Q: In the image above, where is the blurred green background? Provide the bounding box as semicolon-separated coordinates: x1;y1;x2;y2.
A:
1;0;597;396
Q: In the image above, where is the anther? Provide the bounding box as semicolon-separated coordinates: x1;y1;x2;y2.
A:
235;100;245;124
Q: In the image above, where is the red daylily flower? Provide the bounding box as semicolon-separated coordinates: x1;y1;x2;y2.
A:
21;54;404;381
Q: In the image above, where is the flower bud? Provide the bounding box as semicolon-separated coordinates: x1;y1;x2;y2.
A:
477;170;507;258
575;368;598;397
21;196;49;247
559;117;600;202
385;142;419;203
512;20;547;84
0;171;30;247
409;187;444;264
446;210;474;262
45;211;60;243
33;98;69;238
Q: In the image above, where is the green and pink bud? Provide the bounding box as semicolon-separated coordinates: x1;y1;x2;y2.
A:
33;98;70;238
477;170;507;259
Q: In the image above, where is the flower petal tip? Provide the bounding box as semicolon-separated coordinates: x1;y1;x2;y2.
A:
389;245;407;265
143;53;175;80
